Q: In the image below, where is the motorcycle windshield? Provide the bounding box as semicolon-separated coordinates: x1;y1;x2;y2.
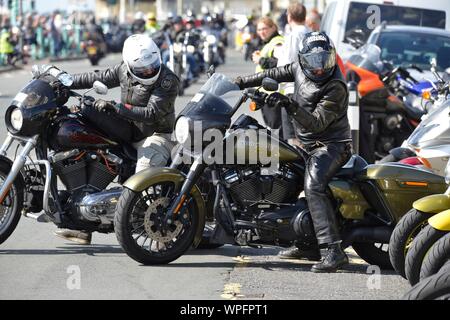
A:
11;79;56;109
407;100;450;148
347;44;383;74
181;73;241;117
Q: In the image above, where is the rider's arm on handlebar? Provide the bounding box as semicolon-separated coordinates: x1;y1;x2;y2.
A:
259;57;279;69
285;82;348;134
70;63;121;90
235;63;295;89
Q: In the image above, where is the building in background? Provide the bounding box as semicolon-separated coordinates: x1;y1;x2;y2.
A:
94;0;329;23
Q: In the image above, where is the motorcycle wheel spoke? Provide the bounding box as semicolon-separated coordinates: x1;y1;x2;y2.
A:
131;224;145;234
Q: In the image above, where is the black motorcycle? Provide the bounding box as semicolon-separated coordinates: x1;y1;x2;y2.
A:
0;65;137;244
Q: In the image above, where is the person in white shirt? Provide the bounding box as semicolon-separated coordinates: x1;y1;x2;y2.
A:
277;3;310;146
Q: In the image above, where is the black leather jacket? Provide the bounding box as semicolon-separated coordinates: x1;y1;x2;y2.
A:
71;63;179;142
237;63;352;145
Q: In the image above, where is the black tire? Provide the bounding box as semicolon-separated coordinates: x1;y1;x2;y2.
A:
403;268;450;300
0;160;24;245
405;225;448;285
115;186;200;265
389;209;430;278
420;232;450;280
378;154;399;163
352;242;393;270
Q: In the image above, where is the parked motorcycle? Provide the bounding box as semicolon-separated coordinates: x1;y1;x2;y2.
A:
403;262;450;300
114;72;446;267
0;65;137;245
380;60;450;172
345;44;430;163
405;197;450;285
389;159;450;279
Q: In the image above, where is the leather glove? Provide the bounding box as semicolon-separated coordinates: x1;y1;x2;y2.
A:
93;99;116;112
234;76;244;90
266;92;292;109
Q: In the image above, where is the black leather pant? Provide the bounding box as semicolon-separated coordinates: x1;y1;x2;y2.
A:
301;142;352;245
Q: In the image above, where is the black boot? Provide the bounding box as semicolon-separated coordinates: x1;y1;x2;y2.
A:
278;246;321;261
311;243;348;273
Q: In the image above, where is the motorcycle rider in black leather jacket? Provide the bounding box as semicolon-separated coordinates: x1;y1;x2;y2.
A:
235;32;352;273
54;34;179;245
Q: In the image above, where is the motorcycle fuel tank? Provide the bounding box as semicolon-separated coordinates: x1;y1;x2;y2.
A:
225;128;301;165
51;117;118;151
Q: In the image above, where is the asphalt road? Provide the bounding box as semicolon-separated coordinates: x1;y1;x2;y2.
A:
0;50;411;300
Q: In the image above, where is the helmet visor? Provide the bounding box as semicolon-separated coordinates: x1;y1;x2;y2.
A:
300;49;336;73
130;60;161;79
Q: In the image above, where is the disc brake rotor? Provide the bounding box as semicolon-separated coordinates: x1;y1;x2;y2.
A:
144;197;183;243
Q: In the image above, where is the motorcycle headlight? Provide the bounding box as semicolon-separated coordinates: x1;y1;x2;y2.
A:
206;35;217;44
173;43;182;53
187;45;196;54
10;108;23;131
175;116;190;144
445;160;450;184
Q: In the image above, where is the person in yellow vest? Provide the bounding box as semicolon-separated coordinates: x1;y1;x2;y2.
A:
145;12;160;35
0;26;15;65
251;17;285;134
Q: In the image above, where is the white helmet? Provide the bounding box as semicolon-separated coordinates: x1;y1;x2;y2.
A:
122;34;162;86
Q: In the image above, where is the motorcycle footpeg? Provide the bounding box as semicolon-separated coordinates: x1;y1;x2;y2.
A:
24;211;54;223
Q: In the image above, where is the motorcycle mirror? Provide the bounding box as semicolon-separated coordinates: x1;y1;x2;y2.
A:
207;65;215;78
93;81;108;95
262;78;279;92
31;65;40;78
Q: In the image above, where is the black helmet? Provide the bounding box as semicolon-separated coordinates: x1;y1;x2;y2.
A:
298;32;336;83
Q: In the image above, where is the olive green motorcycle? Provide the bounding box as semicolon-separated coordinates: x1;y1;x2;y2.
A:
114;73;446;267
390;159;450;279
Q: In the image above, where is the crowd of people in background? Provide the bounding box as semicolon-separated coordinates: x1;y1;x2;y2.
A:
0;5;323;69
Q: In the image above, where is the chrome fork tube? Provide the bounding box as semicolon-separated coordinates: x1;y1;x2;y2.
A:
0;135;38;203
0;133;13;157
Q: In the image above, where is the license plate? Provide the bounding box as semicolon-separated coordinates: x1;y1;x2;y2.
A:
87;47;97;55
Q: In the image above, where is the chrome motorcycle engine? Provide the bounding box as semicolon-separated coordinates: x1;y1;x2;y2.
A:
223;165;302;212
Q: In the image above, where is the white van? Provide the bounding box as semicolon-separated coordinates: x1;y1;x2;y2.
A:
321;0;450;60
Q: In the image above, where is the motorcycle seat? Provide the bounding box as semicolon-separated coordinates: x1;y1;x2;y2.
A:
335;155;368;179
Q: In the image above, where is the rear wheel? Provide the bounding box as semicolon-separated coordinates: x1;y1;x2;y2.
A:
405;225;448;285
115;182;199;265
0;160;24;245
389;209;430;278
352;242;393;269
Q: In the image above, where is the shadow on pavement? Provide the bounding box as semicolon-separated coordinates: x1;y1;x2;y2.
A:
0;244;124;256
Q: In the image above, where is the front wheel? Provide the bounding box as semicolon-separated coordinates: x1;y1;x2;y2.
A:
420;232;450;280
0;160;24;245
115;182;200;265
405;225;448;285
403;265;450;300
389;209;430;278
